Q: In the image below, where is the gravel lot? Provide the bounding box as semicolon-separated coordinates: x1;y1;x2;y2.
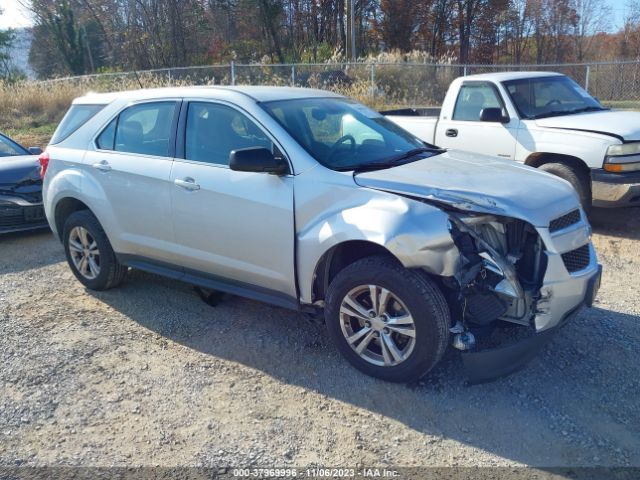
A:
1;208;639;471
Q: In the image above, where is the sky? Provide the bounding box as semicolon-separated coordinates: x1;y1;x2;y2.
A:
0;0;633;33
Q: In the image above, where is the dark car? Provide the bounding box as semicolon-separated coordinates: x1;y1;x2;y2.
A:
0;133;48;234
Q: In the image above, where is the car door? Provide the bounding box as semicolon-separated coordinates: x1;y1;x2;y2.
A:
84;100;180;262
435;81;519;159
170;100;296;301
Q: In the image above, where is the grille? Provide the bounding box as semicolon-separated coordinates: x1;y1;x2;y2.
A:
0;205;46;228
549;209;581;233
561;244;591;273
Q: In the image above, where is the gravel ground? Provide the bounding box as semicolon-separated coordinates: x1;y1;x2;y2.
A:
0;207;639;471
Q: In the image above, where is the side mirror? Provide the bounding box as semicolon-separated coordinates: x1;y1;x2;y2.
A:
480;108;509;123
229;147;288;175
28;146;43;155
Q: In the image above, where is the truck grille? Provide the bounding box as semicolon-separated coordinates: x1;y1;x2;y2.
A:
549;209;581;232
561;244;590;273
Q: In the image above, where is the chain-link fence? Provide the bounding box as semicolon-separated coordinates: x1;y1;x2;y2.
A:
39;61;640;109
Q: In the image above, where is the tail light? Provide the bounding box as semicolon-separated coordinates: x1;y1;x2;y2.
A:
38;151;50;179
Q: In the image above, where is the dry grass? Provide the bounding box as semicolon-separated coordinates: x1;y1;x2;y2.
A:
1;62;636;147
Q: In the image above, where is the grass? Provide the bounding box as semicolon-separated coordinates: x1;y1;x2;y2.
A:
1;74;638;148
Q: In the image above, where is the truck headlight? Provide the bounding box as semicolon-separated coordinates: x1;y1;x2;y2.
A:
604;143;640;172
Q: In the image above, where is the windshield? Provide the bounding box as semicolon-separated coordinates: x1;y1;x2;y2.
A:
503;76;606;119
261;98;441;171
0;134;30;158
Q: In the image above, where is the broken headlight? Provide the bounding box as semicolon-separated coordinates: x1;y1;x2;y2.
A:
448;213;545;328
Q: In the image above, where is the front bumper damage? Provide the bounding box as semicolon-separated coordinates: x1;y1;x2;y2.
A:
442;209;601;383
463;264;601;383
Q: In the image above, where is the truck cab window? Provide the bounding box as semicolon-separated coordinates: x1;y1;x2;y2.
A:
453;84;503;121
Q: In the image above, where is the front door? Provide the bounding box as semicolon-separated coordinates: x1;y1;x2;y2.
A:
435;81;519;159
170;100;296;299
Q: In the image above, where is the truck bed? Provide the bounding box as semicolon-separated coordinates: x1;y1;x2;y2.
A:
381;108;440;144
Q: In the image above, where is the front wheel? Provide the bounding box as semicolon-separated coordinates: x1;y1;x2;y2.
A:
539;161;591;211
324;255;450;382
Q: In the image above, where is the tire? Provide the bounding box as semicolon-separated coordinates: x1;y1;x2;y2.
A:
324;255;450;383
539;161;591;211
62;210;128;291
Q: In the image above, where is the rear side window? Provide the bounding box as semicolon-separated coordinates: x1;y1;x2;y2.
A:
51;104;105;144
97;102;177;157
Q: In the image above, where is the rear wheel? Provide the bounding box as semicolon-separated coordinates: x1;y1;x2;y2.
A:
63;210;127;290
539;161;591;210
324;255;450;382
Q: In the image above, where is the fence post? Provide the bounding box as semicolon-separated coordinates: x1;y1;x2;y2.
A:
231;61;236;85
291;65;296;86
585;64;591;91
463;65;468;77
370;63;376;99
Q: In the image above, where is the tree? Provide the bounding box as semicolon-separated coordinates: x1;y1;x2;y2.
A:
572;0;611;61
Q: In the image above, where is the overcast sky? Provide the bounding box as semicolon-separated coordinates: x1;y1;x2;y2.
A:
0;0;633;35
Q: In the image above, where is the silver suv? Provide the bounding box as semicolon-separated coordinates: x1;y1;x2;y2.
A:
42;86;601;383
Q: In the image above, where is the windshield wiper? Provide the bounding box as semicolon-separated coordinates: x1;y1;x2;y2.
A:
532;106;608;119
348;147;442;173
383;147;442;165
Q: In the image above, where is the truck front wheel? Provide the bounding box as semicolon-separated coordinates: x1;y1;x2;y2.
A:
324;255;450;383
539;161;591;210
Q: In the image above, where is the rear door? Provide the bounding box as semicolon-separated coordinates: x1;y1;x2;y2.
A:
83;100;180;261
169;100;296;300
435;81;519;159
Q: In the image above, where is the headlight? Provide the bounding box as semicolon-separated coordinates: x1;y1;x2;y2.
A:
604;143;640;172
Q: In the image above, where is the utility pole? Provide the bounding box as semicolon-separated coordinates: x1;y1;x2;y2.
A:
349;0;356;60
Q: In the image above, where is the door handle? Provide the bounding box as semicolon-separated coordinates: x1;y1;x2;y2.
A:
445;129;458;138
174;177;200;191
92;160;112;172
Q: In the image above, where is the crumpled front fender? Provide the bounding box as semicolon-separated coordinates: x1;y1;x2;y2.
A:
296;184;460;304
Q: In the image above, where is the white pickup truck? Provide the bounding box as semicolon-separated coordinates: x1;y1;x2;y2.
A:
385;72;640;209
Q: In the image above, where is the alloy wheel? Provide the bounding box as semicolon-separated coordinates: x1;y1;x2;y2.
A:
68;226;101;280
339;284;416;367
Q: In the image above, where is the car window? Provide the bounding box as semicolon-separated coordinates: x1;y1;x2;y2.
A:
263;98;429;170
96;118;117;150
503;76;603;119
185;102;273;165
0;134;29;157
112;102;177;157
51;104;105;144
453;84;503;121
301;106;385;149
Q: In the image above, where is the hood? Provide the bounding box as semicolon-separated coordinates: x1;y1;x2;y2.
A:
354;150;579;227
0;155;41;190
535;110;640;141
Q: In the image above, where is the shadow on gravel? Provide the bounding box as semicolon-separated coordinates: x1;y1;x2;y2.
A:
589;207;640;240
0;229;58;274
90;270;640;467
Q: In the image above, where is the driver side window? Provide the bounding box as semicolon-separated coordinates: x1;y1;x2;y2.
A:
453;84;503;121
185;102;273;166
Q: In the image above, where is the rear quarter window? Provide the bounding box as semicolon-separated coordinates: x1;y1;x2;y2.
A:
50;104;105;144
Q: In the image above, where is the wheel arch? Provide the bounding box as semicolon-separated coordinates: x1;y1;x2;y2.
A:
53;197;93;241
524;152;590;176
311;240;401;303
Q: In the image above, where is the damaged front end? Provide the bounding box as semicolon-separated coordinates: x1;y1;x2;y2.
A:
440;211;586;383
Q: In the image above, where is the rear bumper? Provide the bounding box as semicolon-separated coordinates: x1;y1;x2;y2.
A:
463;264;602;383
592;169;640;207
